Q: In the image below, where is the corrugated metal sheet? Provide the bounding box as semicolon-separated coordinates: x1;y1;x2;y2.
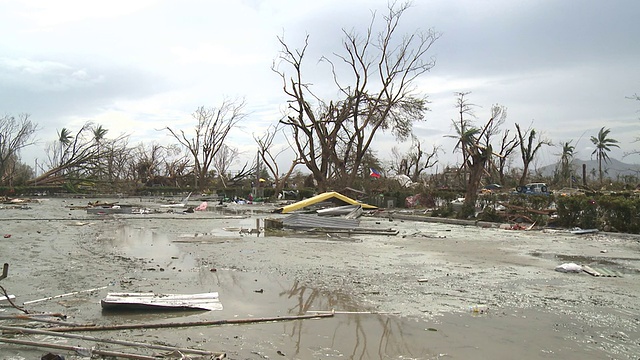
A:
101;292;223;311
282;213;359;230
582;265;622;277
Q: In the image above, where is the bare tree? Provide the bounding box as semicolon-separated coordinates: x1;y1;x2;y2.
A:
274;1;439;191
391;136;441;182
165;99;247;191
0;114;38;186
515;123;551;186
213;144;243;188
492;128;519;185
254;123;302;195
164;150;192;187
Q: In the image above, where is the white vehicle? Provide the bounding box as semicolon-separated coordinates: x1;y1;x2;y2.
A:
516;183;549;194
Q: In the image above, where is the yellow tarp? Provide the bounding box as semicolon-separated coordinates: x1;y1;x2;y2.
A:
276;191;377;214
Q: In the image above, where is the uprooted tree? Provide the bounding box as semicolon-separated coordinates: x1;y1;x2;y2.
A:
165;99;247;191
31;122;101;185
30;122;130;189
273;1;439;191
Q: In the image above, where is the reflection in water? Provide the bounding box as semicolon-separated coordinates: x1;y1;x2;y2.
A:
97;228;620;359
109;225;197;269
194;268;431;359
282;279;429;359
107;227;430;358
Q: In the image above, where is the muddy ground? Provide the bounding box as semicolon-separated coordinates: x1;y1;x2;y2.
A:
1;196;639;359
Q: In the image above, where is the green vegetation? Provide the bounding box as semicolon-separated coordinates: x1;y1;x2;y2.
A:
556;193;639;233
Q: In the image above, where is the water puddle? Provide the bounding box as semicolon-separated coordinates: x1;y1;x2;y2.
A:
185;269;434;359
105;225;198;269
422;306;636;359
94;267;632;359
89;228;635;359
96;227;434;358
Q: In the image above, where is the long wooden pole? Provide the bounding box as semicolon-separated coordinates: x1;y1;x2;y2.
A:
0;315;90;327
0;325;221;357
47;313;334;333
0;312;66;318
23;286;108;305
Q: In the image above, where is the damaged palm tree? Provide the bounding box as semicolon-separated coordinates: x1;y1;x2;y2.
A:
515;123;551;186
29;123;105;187
449;99;507;217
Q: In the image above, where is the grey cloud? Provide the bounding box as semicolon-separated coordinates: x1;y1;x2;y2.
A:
0;57;171;126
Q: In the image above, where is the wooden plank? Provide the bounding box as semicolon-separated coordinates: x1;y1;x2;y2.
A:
101;292;222;311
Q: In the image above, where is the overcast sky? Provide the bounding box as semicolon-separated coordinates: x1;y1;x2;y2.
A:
1;0;639;175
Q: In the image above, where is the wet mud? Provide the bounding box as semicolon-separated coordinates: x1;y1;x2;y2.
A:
1;197;639;359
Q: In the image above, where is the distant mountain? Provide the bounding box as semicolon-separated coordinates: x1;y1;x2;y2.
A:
537;158;640;180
